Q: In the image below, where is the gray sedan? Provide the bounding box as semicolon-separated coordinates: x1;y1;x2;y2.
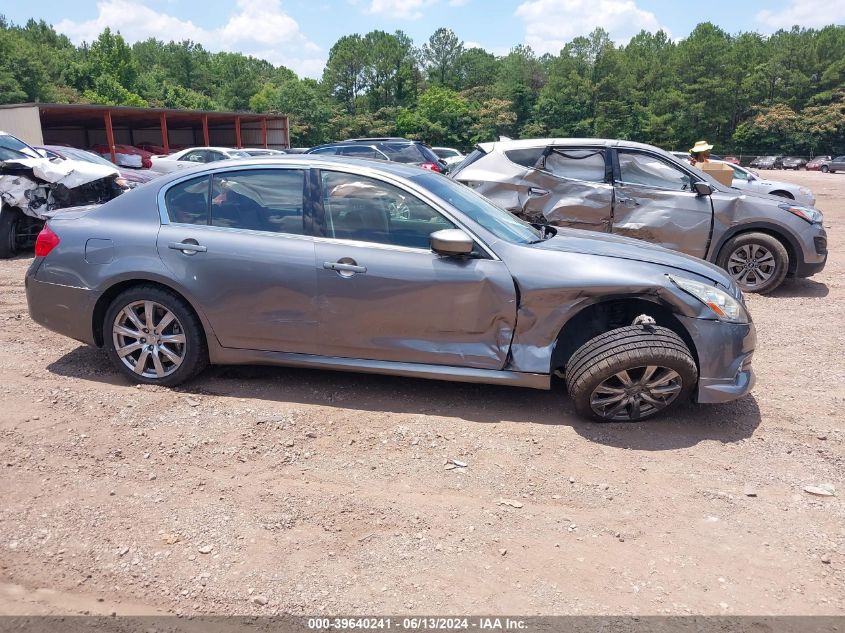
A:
26;157;756;422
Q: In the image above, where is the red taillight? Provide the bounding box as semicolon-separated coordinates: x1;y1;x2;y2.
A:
419;162;442;173
142;158;152;168
35;225;60;257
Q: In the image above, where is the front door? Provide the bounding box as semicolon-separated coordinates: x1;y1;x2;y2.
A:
519;146;614;231
612;150;714;259
156;167;318;353
313;169;517;369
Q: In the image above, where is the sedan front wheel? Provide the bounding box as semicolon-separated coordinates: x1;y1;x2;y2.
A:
565;325;698;422
104;285;207;386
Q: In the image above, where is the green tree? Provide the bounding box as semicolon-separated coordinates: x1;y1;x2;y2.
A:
421;28;464;87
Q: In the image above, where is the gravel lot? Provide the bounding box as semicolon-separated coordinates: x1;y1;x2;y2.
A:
0;170;842;616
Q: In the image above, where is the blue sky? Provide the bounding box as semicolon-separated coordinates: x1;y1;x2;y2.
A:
5;0;842;77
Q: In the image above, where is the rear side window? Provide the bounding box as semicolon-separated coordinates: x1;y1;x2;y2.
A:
339;145;380;158
381;143;427;164
165;176;210;225
310;146;338;155
544;149;606;182
505;147;544;168
210;169;305;234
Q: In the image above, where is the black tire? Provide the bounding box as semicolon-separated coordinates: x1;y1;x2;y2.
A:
821;165;829;173
769;190;793;199
0;206;21;259
717;231;789;294
104;285;208;386
565;325;697;423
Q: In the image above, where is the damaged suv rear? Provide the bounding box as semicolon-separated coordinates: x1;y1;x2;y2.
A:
0;131;125;258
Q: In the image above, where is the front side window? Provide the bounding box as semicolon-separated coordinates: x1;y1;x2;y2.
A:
545;148;606;182
164;176;210;225
211;169;305;234
618;152;692;191
320;171;455;249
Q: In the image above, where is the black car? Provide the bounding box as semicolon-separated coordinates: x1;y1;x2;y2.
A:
781;156;807;170
749;155;779;170
306;138;447;173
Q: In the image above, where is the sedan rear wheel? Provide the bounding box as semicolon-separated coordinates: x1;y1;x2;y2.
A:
821;165;829;173
104;285;207;386
717;232;789;294
565;325;697;422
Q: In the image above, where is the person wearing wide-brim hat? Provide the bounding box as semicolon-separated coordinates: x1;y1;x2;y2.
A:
689;140;713;166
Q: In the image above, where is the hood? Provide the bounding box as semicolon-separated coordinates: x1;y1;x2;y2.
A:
1;157;119;187
532;228;733;286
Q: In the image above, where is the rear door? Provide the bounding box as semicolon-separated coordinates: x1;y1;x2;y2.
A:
518;146;614;231
611;149;713;259
156;167;318;353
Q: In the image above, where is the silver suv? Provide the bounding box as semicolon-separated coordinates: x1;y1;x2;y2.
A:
452;138;828;293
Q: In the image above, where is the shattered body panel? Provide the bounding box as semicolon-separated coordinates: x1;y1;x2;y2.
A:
0;157;120;220
519;170;613;231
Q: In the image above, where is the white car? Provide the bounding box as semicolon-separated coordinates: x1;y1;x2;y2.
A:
149;147;252;174
432;147;465;168
240;148;287;157
717;160;815;206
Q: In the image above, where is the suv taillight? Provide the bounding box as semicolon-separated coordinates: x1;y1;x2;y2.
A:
35;225;60;257
419;162;442;173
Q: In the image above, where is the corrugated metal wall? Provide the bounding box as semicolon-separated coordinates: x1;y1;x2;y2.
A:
0;106;44;145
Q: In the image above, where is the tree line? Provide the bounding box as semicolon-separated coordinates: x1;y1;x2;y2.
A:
1;15;844;155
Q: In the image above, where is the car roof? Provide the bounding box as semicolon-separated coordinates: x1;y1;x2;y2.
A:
150;154;429;186
479;137;677;154
313;138;420;147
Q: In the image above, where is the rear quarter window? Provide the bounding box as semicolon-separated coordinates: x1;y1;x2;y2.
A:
504;147;545;168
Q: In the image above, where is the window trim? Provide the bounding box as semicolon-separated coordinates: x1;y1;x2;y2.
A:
158;165;310;237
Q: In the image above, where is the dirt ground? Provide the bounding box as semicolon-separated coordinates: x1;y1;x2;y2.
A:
0;170;842;617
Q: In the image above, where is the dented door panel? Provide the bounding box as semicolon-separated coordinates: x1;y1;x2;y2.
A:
519;170;614;231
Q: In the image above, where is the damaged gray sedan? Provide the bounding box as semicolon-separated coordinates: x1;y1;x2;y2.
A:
27;156;755;422
453;139;827;293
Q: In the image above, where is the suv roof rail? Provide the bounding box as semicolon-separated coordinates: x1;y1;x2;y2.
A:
346;137;413;143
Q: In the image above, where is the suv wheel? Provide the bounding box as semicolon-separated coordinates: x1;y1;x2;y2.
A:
0;206;22;259
565;325;697;422
104;285;208;386
717;232;789;294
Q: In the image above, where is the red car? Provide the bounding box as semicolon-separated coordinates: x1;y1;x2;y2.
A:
723;156;741;165
806;156;832;172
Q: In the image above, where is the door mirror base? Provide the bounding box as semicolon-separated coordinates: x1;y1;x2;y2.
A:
694;181;714;196
430;229;474;256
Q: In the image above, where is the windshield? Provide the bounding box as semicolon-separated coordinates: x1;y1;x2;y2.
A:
412;172;540;244
61;147;117;167
0;133;40;159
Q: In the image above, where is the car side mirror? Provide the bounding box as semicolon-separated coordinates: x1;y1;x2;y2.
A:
430;229;474;256
694;181;713;196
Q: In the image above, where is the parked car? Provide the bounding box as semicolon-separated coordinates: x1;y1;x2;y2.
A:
749;156;779;170
780;156;807;170
432;147;466;169
307;138;448;173
723;156;741;165
805;156;832;172
91;144;155;169
827;156;845;173
718;160;815;205
148;147;252;174
241;148;287;157
25;156;756;422
1;131;126;259
452;138;827;293
37;145;156;188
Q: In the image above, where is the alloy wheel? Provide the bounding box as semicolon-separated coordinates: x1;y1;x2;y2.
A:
726;243;776;289
112;300;186;379
590;365;682;421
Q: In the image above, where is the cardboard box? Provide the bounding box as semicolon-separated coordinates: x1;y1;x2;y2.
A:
699;161;734;187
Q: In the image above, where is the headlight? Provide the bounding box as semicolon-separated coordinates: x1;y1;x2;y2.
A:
668;275;750;323
780;203;822;223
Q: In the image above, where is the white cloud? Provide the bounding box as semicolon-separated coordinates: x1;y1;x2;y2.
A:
366;0;427;19
448;0;471;6
514;0;665;55
54;0;325;78
756;0;845;29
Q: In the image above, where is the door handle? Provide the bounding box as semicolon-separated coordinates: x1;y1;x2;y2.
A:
528;187;550;197
168;241;207;254
324;261;367;274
